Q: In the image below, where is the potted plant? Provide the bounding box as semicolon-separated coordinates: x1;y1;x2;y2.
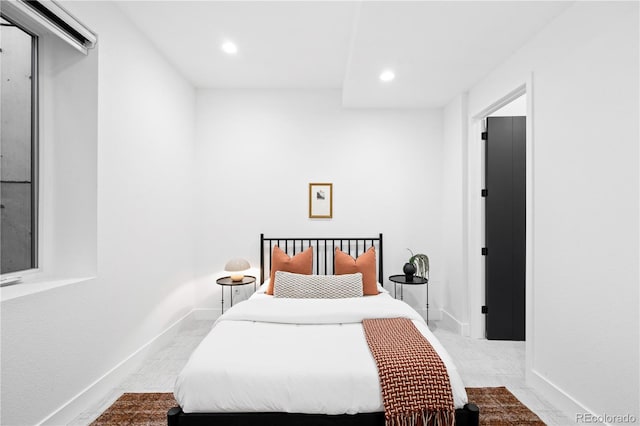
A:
405;249;429;282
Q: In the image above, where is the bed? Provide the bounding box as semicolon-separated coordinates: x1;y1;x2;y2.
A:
168;234;479;426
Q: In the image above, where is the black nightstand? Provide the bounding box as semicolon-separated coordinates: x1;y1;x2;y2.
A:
388;274;430;324
216;275;256;313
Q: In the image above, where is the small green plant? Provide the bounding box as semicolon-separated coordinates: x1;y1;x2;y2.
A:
407;249;429;281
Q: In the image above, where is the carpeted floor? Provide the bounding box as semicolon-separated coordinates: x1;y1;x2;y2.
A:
90;387;545;425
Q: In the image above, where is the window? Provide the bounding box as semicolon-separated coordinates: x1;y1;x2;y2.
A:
0;15;38;275
0;2;97;293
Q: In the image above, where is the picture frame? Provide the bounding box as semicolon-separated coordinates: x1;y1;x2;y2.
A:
309;183;333;219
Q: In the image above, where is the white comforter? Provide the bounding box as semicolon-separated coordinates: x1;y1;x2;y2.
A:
174;293;468;414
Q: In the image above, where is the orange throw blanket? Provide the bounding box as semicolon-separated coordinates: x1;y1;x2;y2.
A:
362;318;455;426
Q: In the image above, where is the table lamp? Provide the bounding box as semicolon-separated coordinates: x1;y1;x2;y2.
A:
225;258;250;281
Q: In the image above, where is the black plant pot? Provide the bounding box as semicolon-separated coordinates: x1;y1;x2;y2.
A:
403;262;416;282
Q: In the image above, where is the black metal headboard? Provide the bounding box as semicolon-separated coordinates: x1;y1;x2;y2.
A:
260;233;383;284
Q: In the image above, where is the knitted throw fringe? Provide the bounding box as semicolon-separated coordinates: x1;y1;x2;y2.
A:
387;409;456;426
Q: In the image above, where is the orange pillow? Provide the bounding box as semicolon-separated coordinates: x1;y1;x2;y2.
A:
266;246;313;295
334;246;378;295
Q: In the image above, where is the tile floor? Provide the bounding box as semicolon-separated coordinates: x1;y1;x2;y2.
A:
69;319;213;426
430;322;574;425
70;318;574;425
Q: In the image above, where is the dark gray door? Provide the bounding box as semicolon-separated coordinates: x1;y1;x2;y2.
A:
485;116;526;341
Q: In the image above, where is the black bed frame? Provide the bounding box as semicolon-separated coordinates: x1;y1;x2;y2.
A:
167;234;479;426
259;233;385;283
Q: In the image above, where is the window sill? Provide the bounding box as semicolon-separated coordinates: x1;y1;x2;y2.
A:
0;276;95;302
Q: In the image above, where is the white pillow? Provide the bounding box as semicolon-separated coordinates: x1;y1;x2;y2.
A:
273;271;364;299
258;278;388;295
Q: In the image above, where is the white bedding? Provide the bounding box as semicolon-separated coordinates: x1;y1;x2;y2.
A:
174;291;468;414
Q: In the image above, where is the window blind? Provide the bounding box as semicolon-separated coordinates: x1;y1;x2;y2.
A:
2;0;96;54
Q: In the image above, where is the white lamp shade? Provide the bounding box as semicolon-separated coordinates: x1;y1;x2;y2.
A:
225;258;250;281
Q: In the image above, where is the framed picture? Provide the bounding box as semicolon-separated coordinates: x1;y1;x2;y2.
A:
309;183;333;218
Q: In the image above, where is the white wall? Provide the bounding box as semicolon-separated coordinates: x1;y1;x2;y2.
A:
40;30;99;280
193;90;444;316
531;4;638;418
0;2;197;425
441;94;468;333
455;1;638;420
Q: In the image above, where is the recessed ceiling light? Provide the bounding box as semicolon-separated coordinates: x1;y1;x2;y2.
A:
221;40;238;55
379;70;395;82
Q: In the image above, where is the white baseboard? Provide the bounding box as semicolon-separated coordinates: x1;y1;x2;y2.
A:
527;368;600;425
440;309;470;336
37;308;209;426
416;307;442;322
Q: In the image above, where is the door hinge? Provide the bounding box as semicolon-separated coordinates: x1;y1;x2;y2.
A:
481;131;488;140
481;247;487;256
481;306;488;314
481;189;487;197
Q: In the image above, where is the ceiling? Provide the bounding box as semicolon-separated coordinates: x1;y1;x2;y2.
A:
116;1;573;108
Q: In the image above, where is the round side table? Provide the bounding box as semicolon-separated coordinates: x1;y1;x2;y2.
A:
216;275;256;313
388;274;430;324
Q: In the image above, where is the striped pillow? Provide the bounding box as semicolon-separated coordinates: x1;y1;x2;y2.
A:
273;271;364;299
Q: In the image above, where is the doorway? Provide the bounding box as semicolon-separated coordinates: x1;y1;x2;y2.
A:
467;84;532;349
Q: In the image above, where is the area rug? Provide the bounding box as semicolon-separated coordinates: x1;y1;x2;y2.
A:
90;387;545;425
90;393;176;426
466;387;545;425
